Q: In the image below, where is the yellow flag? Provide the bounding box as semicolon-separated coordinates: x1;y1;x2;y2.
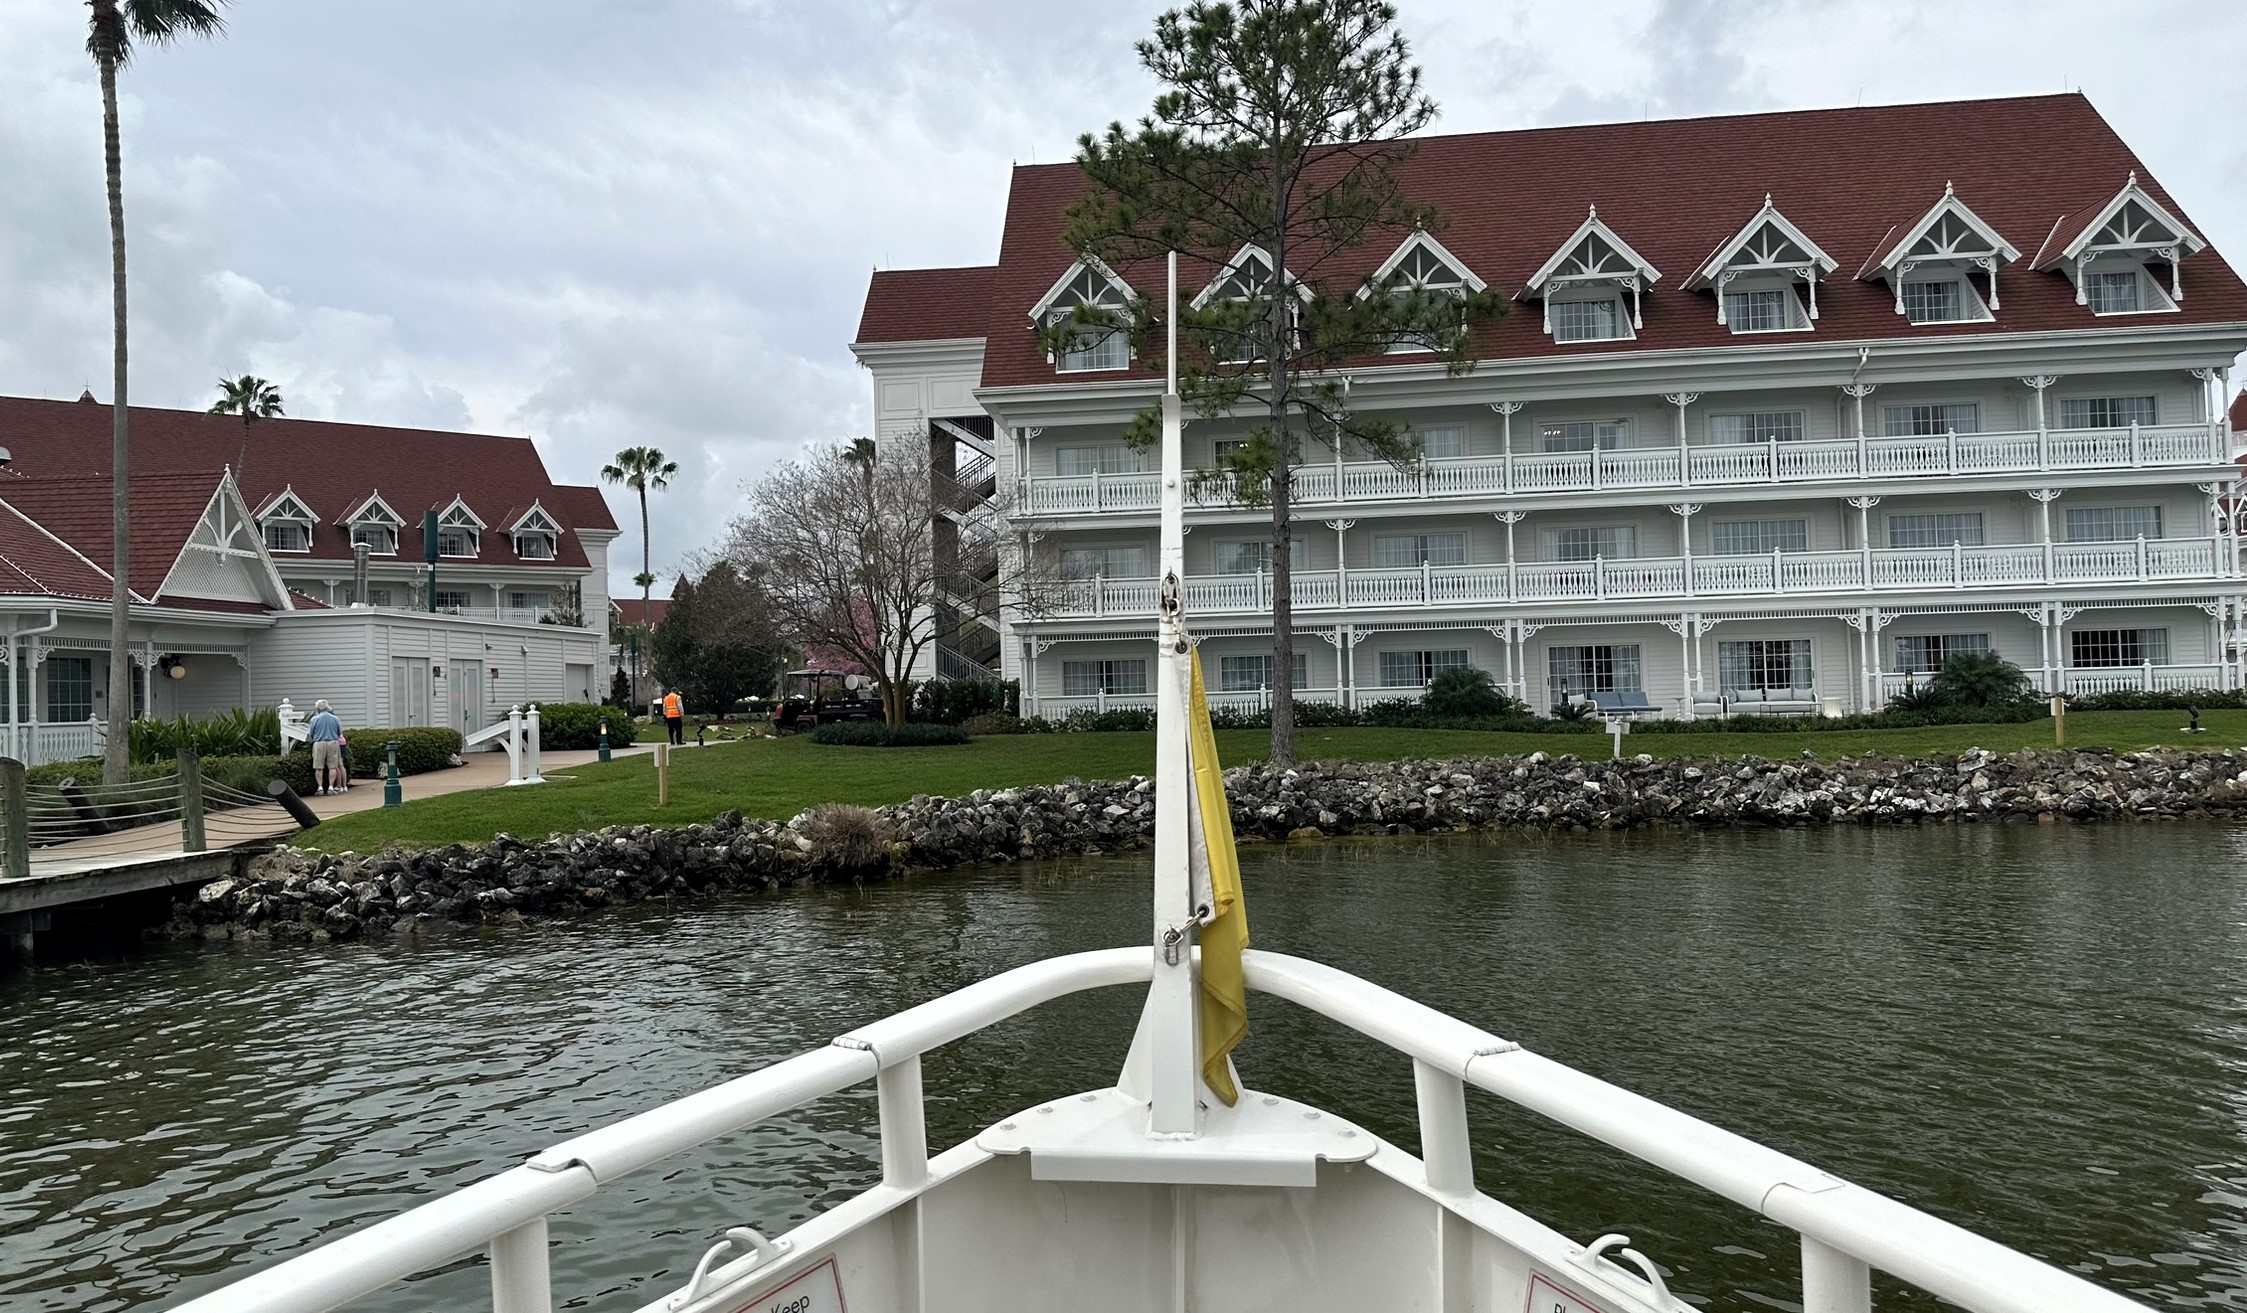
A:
1188;649;1250;1105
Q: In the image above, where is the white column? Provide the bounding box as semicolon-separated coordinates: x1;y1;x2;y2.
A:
2019;375;2059;468
1662;392;1700;483
1670;504;1701;595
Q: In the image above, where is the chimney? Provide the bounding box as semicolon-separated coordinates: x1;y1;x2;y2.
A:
353;542;370;606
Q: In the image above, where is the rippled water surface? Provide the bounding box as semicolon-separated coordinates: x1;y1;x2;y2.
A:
4;824;2246;1311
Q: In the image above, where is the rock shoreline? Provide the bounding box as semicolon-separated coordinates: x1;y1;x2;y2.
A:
169;746;2247;942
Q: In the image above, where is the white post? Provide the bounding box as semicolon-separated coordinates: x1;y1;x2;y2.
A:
1149;249;1199;1138
1800;1236;1871;1313
489;1218;553;1313
1413;1059;1473;1195
877;1055;930;1189
1678;617;1694;720
524;703;544;785
504;704;524;784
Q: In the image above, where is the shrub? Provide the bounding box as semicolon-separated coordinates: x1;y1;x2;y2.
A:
960;712;1024;736
200;753;317;796
794;803;894;871
808;721;971;747
1292;700;1361;728
912;679;1019;725
328;727;464;776
2066;688;2247;711
127;707;283;764
1929;651;2034;708
529;702;616;751
25;757;174;787
1549;698;1596;722
1424;667;1523;719
1060;707;1157;733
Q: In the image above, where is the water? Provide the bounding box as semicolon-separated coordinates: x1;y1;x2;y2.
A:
3;825;2245;1312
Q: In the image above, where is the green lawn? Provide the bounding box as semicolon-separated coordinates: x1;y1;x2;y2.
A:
292;711;2247;854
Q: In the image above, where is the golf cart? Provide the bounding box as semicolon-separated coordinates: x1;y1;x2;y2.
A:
772;668;880;733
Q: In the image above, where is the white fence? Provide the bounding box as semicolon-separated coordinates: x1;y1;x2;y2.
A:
1044;536;2231;618
1021;422;2229;515
1034;685;1346;718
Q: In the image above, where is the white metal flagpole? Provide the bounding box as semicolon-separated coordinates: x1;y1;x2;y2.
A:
1148;249;1199;1137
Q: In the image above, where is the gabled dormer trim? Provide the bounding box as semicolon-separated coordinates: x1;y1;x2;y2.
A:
2033;172;2208;307
508;501;562;534
1522;206;1661;335
1027;256;1135;323
1360;229;1488;296
335;491;403;527
1858;182;2021;315
1190;245;1310;310
1685;195;1838;325
435;495;486;529
254;485;317;523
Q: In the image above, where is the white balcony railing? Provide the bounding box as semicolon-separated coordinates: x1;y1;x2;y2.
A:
1019;422;2229;516
1041;536;2228;618
348;603;579;628
1880;665;2232;698
1036;685;1347;717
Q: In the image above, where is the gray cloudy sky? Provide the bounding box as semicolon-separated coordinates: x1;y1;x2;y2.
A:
3;0;2243;599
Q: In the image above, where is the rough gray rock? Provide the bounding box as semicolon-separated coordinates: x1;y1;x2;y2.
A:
166;746;2247;942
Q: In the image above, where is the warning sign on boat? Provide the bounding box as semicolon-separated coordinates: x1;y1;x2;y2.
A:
731;1257;845;1313
1524;1272;1606;1313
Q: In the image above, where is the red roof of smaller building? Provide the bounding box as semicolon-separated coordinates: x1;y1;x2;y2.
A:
0;471;225;599
855;265;996;344
2231;391;2246;433
613;598;668;627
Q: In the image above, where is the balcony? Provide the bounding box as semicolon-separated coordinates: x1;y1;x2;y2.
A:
1042;536;2228;618
1019;422;2229;516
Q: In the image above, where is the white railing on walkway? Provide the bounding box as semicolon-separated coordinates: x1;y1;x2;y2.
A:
1034;685;1346;718
160;947;2153;1313
1043;535;2229;618
462;704;546;785
1019;421;2229;516
8;718;105;769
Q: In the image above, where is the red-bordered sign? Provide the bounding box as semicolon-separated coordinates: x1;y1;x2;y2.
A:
1525;1272;1607;1313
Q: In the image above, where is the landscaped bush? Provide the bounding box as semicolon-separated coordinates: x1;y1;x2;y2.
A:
912;679;1019;725
1060;707;1157;733
1928;651;2036;708
127;707;282;764
960;712;1025;736
808;721;971;747
2066;688;2247;711
328;727;464;776
26;757;175;787
1424;667;1525;719
201;753;316;796
527;701;617;751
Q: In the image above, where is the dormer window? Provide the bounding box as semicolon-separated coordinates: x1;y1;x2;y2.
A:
2033;173;2204;311
1192;246;1301;364
1860;183;2017;323
255;487;316;554
516;533;557;560
507;503;563;560
337;492;403;556
1362;231;1484;354
436;506;481;557
1686;196;1835;334
1522;205;1660;344
1030;261;1134;374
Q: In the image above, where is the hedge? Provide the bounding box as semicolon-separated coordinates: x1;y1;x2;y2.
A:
526;702;617;751
331;727;463;776
910;680;1019;725
808;721;971;747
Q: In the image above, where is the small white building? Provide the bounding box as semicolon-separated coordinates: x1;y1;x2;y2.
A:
0;397;621;764
854;94;2247;717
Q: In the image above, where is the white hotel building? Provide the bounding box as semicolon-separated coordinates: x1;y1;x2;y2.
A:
852;95;2247;718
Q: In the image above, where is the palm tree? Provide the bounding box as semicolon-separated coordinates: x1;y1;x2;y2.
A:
209;374;283;473
89;0;228;783
600;446;678;703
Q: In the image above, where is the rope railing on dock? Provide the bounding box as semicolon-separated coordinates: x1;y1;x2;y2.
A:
0;752;320;877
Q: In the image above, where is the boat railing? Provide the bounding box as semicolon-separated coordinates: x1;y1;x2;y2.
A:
165;947;2149;1313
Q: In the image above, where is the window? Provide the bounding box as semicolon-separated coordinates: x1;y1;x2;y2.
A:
1045;265;1132;373
1060;544;1152;579
365;588;395;608
1214;539;1307;575
1058;325;1127;372
1202;250;1282;362
515;533;557;560
263;522;310;552
46;656;92;722
437;527;477;557
1542;526;1638;561
434;590;472;611
1056;445;1147;477
1887;513;1984;548
1417;426;1466;459
2070;628;2169;668
1539;419;1630;452
1710;519;1807;555
2065;506;2163;542
1372;532;1466;568
1379;649;1469;688
2056;396;2157;429
1707;411;1803;444
2085;270;2141;314
350;522;397;555
1717;639;1813;693
1899;278;1989;324
1893;633;1990;673
1212;439;1247;463
508;590;551;614
1883;403;1980;436
1550;294;1628;342
1063;659;1148;696
1546;644;1641;704
1218;652;1309;693
1722;286;1808;333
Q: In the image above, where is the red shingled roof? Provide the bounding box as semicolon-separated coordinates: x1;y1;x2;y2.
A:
543;484;619;533
0;498;117;602
856;265;997;344
0;471;227;600
2231;390;2246;433
613;597;668;627
0;398;604;569
951;93;2247;389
